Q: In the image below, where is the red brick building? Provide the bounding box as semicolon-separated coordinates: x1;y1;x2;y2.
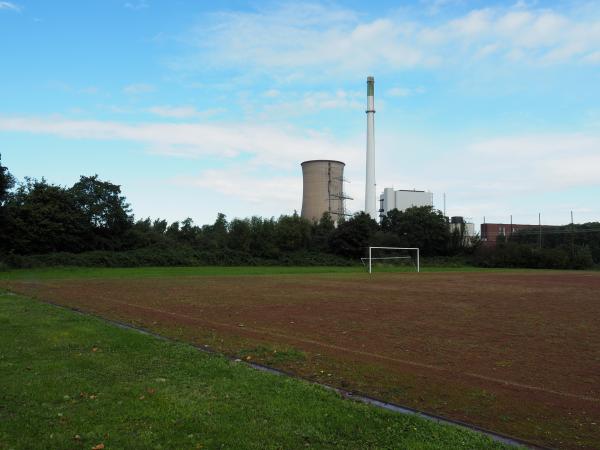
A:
480;223;540;246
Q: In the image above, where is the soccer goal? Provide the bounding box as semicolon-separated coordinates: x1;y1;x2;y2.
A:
362;247;420;274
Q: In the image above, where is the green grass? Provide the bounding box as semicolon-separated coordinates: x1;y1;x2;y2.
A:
0;292;513;450
0;264;552;281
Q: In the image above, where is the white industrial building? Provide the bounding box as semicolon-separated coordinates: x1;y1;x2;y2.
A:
450;216;476;246
379;188;433;217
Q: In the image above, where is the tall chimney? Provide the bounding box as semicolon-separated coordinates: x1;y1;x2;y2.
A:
365;76;377;219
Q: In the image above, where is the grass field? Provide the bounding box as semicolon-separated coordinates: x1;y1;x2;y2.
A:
0;264;553;281
2;266;599;449
0;291;512;450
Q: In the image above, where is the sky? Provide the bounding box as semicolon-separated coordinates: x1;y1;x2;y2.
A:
1;0;599;228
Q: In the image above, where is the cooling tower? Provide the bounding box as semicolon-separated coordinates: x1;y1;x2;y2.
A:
301;160;347;223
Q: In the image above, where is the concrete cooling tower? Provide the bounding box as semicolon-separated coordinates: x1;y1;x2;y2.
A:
301;160;350;223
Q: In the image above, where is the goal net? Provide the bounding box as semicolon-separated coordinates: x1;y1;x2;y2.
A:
361;247;420;273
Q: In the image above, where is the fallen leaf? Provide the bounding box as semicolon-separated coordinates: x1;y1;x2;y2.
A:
92;444;105;450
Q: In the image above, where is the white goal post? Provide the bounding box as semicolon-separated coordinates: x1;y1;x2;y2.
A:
364;247;420;274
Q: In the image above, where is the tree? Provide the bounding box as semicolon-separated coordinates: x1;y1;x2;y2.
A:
329;212;379;258
152;218;168;234
2;178;88;254
179;217;200;244
310;212;336;251
248;216;278;257
380;206;450;256
228;218;252;252
70;175;133;249
0;155;16;251
0;154;15;205
201;213;228;250
275;212;312;252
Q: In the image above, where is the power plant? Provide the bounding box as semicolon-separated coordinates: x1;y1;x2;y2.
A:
300;160;351;223
365;76;377;220
300;76;378;223
379;188;433;217
300;76;439;224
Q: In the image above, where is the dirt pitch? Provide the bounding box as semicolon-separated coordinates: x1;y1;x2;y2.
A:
4;270;600;449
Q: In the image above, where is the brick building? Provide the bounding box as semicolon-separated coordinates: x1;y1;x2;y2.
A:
480;223;540;247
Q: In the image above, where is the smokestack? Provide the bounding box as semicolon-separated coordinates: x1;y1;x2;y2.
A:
365;76;377;219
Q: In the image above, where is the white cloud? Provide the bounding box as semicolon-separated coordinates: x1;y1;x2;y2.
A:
173;168;301;206
1;115;598;224
146;105;224;119
468;134;600;190
123;83;155;95
179;3;600;76
387;86;426;97
248;89;365;119
0;1;20;12
263;89;280;98
583;51;600;64
124;1;148;11
0;115;360;170
372;130;600;224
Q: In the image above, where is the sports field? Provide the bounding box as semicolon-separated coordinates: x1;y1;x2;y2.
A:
2;267;599;449
1;290;512;449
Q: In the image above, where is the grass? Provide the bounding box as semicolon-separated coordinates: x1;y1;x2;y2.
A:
0;291;513;450
0;264;554;281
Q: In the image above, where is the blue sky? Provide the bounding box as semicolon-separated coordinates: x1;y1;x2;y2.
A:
1;0;599;227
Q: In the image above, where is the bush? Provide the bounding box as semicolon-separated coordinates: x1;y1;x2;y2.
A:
471;243;594;270
1;244;356;269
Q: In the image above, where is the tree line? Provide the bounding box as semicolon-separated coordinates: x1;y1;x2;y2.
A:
0;155;473;268
471;224;599;270
1;155;597;269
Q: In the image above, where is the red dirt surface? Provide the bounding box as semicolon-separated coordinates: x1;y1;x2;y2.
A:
4;271;600;449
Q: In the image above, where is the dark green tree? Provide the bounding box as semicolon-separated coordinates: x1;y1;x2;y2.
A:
248;216;278;257
179;218;200;245
0;155;16;253
380;206;450;256
310;212;336;251
328;212;379;258
228;218;252;252
166;221;180;239
152;218;168;234
275;212;312;252
3;178;89;254
70;175;133;249
201;213;228;250
0;154;15;205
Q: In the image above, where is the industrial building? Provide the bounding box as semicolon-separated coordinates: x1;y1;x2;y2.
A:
450;216;476;245
481;223;542;247
379;188;433;217
300;160;351;223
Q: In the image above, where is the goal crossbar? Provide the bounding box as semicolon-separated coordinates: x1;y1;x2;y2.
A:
367;247;420;274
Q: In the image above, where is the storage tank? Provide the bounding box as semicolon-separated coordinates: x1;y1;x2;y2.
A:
301;160;347;223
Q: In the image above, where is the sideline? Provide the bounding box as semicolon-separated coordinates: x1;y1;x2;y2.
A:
6;293;554;450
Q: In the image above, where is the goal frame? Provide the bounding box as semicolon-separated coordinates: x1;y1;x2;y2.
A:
367;247;420;274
